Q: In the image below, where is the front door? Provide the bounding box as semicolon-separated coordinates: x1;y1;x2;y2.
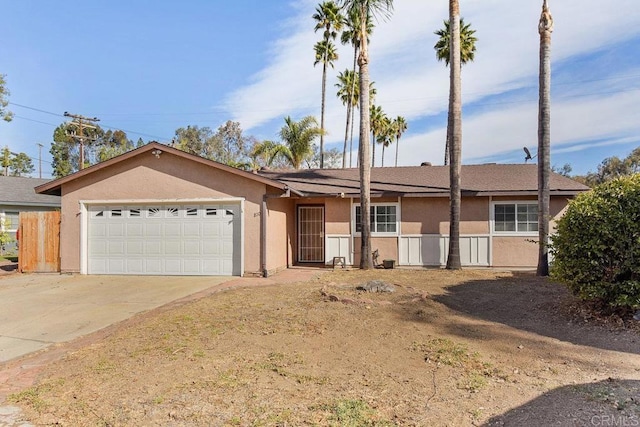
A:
298;206;324;262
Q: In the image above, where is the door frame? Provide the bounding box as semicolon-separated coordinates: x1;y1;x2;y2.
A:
297;205;325;263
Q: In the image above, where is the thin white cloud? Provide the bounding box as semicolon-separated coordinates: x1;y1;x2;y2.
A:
223;0;640;167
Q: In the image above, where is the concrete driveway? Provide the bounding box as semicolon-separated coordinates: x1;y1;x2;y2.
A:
0;274;232;363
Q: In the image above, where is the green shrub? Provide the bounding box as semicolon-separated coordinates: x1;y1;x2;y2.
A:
551;174;640;310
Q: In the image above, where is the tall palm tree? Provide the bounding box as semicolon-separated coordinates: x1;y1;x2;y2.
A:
434;18;477;165
370;104;385;167
279;116;323;169
537;0;553;276
336;69;359;168
338;0;393;270
393;116;407;167
313;1;343;169
446;0;462;270
341;8;373;168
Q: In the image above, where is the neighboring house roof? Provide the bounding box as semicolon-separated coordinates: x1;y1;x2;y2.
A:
259;164;590;197
35;142;298;197
0;176;61;207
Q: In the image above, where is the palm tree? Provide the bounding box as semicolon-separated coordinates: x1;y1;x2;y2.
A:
313;1;343;169
370;105;385;167
338;0;393;270
336;69;359;168
279;116;323;169
537;0;553;276
446;0;462;270
393;116;407;167
434;18;477;165
340;8;373;168
377;116;393;167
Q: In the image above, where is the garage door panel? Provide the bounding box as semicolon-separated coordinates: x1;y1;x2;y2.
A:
165;240;181;255
127;223;143;237
108;241;125;255
165;223;181;237
88;203;240;276
90;240;107;256
126;241;143;255
145;241;162;255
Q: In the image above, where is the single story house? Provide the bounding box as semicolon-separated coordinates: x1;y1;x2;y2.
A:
0;176;61;253
35;142;589;276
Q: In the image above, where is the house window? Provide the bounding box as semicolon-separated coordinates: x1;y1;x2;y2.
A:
494;203;538;233
355;204;398;235
1;212;19;232
186;207;198;217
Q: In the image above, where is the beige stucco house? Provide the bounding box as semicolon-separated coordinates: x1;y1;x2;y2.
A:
36;142;589;276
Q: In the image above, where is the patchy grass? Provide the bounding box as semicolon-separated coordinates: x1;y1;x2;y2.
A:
8;269;640;426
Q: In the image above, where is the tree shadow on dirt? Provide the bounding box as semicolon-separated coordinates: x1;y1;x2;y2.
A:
483;378;640;426
425;273;640;355
0;262;17;273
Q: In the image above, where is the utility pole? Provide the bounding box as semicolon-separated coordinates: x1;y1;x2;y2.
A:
63;112;100;170
36;143;43;178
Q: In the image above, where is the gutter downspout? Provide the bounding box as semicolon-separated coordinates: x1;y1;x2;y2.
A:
262;187;293;278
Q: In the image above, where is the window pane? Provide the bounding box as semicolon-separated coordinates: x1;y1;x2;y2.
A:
495;204;515;232
516;204;538;232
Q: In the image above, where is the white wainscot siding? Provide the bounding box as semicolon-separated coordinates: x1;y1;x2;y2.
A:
399;235;490;267
325;235;352;265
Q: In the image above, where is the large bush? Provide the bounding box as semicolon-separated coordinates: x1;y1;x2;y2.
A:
551;174;640;310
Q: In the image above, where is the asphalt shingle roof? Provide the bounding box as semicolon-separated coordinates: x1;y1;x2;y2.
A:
0;176;61;206
259;164;590;197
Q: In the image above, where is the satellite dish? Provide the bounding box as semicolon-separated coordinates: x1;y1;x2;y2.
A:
523;147;537;163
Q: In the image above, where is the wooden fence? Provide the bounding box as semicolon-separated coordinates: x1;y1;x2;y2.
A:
18;211;61;273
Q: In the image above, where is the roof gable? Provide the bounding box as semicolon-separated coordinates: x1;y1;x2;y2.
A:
35;142;292;196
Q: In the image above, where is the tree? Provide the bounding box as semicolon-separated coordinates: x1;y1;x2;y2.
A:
445;0;463;270
336;69;359;168
393;116;407;167
313;1;343;169
338;0;394;269
174;125;213;157
211;121;249;165
552;163;572;177
97;130;133;162
51;122;103;178
377;116;393;167
10;152;34;176
278;116;323;169
369;104;385;167
434;18;477;165
340;8;373;168
537;0;553;277
551;174;640;311
1;146;10;176
582;147;640;186
0;74;13;122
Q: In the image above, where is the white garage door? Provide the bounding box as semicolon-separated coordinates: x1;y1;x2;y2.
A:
88;204;240;276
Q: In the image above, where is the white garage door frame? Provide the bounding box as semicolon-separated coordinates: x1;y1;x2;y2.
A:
79;198;245;276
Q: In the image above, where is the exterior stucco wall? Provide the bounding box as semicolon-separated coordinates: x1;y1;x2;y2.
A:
324;198;351;235
265;197;294;274
492;236;538;267
352;236;398;266
401;197;489;235
60;152;275;275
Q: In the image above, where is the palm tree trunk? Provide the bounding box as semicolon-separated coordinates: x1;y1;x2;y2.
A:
446;0;462;270
444;133;450;165
395;136;399;167
358;6;372;270
343;101;352;168
350;45;358;168
371;132;376;167
320;60;327;169
382;142;385;167
537;0;553;276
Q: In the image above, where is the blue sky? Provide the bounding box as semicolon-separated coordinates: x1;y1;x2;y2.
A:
1;0;639;178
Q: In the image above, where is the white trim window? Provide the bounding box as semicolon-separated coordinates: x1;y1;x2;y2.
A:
354;203;399;236
492;202;538;234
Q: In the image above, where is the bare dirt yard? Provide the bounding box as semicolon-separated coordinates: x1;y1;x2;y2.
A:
6;269;640;426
